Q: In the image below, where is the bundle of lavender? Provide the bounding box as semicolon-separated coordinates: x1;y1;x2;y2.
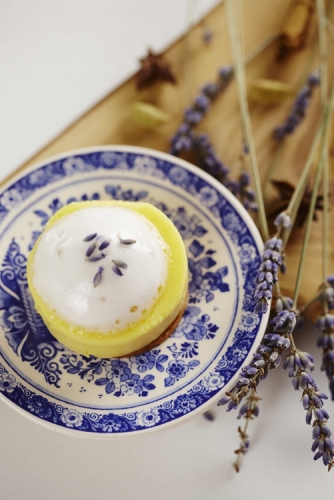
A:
169;0;334;471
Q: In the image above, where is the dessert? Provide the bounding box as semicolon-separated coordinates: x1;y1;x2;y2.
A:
27;200;188;358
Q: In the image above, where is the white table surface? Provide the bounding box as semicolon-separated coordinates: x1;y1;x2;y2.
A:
1;1;334;498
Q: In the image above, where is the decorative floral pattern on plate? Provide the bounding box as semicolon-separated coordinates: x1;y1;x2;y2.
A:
0;147;267;436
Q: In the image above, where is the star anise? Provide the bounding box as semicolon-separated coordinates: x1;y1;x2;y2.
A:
136;49;177;90
268;179;324;227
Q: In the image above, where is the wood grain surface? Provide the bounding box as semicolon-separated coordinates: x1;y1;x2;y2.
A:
5;0;334;312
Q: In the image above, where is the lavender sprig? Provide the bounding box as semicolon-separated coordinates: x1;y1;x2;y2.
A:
232;392;261;472
192;133;230;183
218;309;296;410
170;66;233;158
273;71;320;141
220;304;334;470
254;237;285;313
218;306;295;470
283;346;334;469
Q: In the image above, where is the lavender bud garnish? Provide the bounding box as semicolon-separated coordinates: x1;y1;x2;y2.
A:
93;266;104;288
112;265;123;276
87;253;106;262
112;259;127;269
86;243;97;257
120;238;136;245
98;240;110;251
83;233;97;242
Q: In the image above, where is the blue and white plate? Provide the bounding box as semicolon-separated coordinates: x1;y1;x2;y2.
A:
0;146;267;436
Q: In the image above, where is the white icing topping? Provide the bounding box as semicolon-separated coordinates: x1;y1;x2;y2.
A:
32;206;169;332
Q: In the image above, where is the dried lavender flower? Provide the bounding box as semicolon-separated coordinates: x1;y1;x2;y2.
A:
218;308;297;470
274;211;292;231
218;309;297;410
112;265;123;276
317;277;334;311
83;233;97;242
98;240;110;251
112;259;127;277
202;410;215;421
192;134;229;183
170;65;233;157
316;313;334;399
275;295;293;313
87;253;106;263
285;356;334;469
254;237;284;313
283;349;315;377
227;170;257;212
273;71;320;141
93;266;104;288
119;238;137;245
86;242;97;258
202;26;214;45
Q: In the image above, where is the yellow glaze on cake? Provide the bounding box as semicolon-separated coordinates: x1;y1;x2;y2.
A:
27;201;188;358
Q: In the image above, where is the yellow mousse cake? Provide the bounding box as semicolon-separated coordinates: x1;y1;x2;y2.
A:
27;200;188;358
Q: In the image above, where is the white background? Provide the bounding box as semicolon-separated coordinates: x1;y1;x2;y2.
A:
1;1;334;498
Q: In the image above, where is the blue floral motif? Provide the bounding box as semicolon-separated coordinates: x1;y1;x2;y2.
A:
94;359;156;397
202;371;225;390
188;240;229;303
172;393;198;414
96;413;127;432
104;184;148;202
169;208;207;240
26;395;53;419
63;157;93;176
238;242;257;272
135;408;160;428
0;305;27;332
198;186;219;207
99;152;129;170
0;188;23;211
129;350;168;373
61;408;84;428
0;372;17;393
133;156;166;179
168;165;190;186
239;311;260;332
164;358;200;387
0;240;63;387
173;306;218;341
24;165;63;190
223;339;253;366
